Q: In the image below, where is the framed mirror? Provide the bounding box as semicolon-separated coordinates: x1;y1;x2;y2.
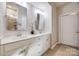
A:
6;2;18;30
6;2;27;31
35;13;45;33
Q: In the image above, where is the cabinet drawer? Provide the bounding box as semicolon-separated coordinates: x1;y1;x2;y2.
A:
43;37;50;51
4;39;33;52
34;35;50;43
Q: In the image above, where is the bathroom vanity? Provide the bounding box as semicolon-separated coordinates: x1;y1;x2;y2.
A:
0;32;50;56
0;2;52;56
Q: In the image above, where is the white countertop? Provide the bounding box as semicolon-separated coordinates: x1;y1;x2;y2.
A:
0;32;51;45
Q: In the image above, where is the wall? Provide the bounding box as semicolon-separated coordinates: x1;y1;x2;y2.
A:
59;2;79;43
49;3;58;49
0;3;6;37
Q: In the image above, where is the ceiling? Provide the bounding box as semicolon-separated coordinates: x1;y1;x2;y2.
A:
49;2;69;8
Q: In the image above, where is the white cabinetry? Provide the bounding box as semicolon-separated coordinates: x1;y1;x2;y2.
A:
27;35;50;56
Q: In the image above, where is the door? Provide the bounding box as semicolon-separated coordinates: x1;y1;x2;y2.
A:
60;12;79;47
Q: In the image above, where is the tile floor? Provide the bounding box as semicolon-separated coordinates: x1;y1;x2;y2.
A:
43;44;79;56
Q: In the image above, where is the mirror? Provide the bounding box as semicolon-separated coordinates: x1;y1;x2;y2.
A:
6;2;27;31
35;13;45;33
6;2;18;30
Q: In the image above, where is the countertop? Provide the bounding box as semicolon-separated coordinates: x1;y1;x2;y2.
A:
0;32;51;45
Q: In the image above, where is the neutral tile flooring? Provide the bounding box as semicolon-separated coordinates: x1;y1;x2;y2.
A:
43;44;79;56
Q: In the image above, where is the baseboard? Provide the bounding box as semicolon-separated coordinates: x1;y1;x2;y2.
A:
50;42;58;49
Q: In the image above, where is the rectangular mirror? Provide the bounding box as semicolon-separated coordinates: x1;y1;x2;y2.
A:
6;2;18;30
6;2;27;31
35;13;45;33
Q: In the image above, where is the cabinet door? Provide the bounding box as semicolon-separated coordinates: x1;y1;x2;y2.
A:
43;36;50;52
26;37;43;56
0;45;5;56
27;43;43;56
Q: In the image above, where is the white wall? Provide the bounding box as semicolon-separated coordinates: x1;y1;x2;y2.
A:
0;3;6;37
49;3;58;49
